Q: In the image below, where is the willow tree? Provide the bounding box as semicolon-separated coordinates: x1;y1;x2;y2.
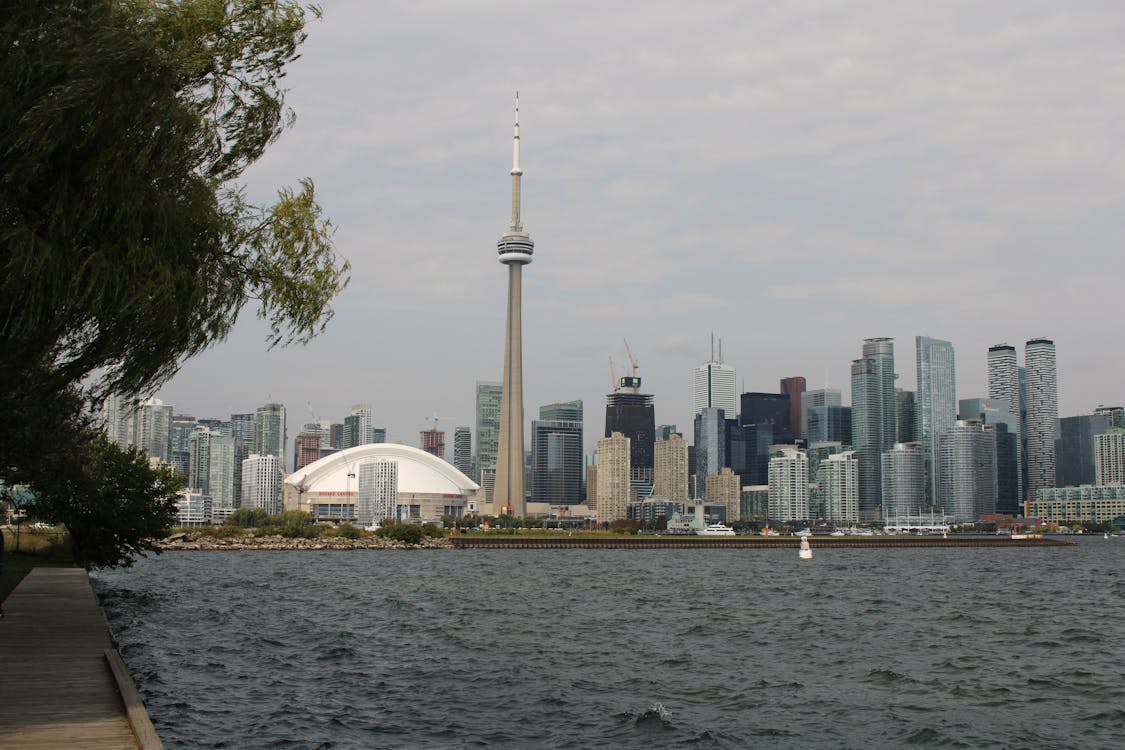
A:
0;0;350;563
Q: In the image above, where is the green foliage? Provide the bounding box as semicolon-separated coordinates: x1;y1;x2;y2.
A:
227;507;271;528
376;522;424;544
332;523;363;539
0;1;346;572
26;434;181;568
195;525;246;539
420;523;444;539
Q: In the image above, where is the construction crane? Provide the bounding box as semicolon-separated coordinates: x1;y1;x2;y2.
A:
623;338;639;378
426;414;456;431
608;356;619;393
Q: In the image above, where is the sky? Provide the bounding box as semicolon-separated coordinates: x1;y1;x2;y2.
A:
155;0;1125;461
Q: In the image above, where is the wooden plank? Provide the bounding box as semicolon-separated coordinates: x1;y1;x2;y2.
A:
0;568;147;749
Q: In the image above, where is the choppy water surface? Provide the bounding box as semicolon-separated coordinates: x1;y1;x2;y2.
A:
93;539;1125;749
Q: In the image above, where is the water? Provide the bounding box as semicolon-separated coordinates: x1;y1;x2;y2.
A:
93;539;1125;749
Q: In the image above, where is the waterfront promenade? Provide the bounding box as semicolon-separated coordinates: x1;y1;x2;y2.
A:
0;568;162;749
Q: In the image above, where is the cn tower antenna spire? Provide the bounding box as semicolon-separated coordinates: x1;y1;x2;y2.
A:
509;91;523;231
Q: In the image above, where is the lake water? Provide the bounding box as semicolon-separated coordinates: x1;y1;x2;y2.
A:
93;538;1125;749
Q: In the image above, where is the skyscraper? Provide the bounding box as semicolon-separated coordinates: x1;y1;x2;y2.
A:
135;397;173;463
100;394;136;449
768;446;809;522
242;453;281;515
420;429;445;460
595;432;631;524
208;436;237;509
254;403;286;468
987;344;1023;502
959;398;1021;514
739;392;794;443
937;420;997;522
531;406;584;505
1024;338;1058;497
779;377;807;440
187;427;214;493
801;388;842;439
818;451;859;524
806;405;852;445
453;426;473;478
896;389;917;444
693;407;727;482
881;442;927;518
1095;429;1125;486
851;338;897;518
705;467;741;523
605;379;656;486
694;356;737;417
494;93;534;518
294;432;322;471
653;434;689;502
357;458;398;527
475;381;502;495
343;404;374;449
916;335;957;506
1056;413;1112;487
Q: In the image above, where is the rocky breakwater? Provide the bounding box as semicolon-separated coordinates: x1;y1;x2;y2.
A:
157;532;452;551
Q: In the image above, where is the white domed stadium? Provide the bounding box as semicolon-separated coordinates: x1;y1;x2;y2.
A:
283;443;480;524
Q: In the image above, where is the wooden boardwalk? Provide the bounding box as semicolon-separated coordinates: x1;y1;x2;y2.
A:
0;568;161;749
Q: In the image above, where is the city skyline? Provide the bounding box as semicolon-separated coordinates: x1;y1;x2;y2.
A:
150;2;1125;456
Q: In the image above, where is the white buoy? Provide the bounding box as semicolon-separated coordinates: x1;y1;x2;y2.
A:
799;535;813;560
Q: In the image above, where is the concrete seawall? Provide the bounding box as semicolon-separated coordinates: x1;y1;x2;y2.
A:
450;536;1074;550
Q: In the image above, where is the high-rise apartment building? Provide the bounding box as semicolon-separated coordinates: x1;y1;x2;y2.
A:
705;467;741;523
134;398;173;462
851;338;897;518
937;420;997;522
1095;429;1125;486
881;442;927;518
694;359;737;418
768;446;809;522
959;398;1020;514
207;436;237;509
241;453;281;515
1024;339;1058;498
595;432;631;524
453;427;473;477
170;413;198;479
653;434;689;502
818;451;859;524
475;381;502;483
1094;405;1125;429
531;416;584;505
100;394;136;449
357;458;398;527
987;344;1024;502
916;335;957;506
187;427;215;493
539;400;583;423
254;403;286;468
779;377;807;440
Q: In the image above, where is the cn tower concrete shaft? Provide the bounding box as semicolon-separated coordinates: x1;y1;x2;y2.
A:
494;263;525;517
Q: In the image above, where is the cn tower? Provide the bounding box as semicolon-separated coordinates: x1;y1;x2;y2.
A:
494;92;533;517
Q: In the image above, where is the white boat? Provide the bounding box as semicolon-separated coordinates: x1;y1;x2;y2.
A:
799;535;813;560
698;523;735;536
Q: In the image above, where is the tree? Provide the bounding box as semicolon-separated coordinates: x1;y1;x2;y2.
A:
228;507;271;528
28;434;181;569
0;1;348;566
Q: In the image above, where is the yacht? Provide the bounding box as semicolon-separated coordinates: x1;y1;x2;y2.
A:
698;523;736;536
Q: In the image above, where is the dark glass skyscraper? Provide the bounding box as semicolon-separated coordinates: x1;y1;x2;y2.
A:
851;338;897;517
605;378;655;484
739;392;794;443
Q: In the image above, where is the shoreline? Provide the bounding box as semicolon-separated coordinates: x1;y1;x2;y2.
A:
155;534;1075;551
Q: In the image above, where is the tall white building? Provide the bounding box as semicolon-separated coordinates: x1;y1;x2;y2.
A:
101;394;136;449
881;442;928;517
135;397;173;462
694;360;737;418
242;453;282;515
357;458;399;527
1095;430;1125;486
768;446;809;522
595;432;631;524
254;403;287;468
818;451;859;524
207;436;237;509
916;336;956;506
1024;339;1058;498
987;344;1024;502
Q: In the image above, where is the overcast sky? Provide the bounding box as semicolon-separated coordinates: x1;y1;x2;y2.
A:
155;1;1125;460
